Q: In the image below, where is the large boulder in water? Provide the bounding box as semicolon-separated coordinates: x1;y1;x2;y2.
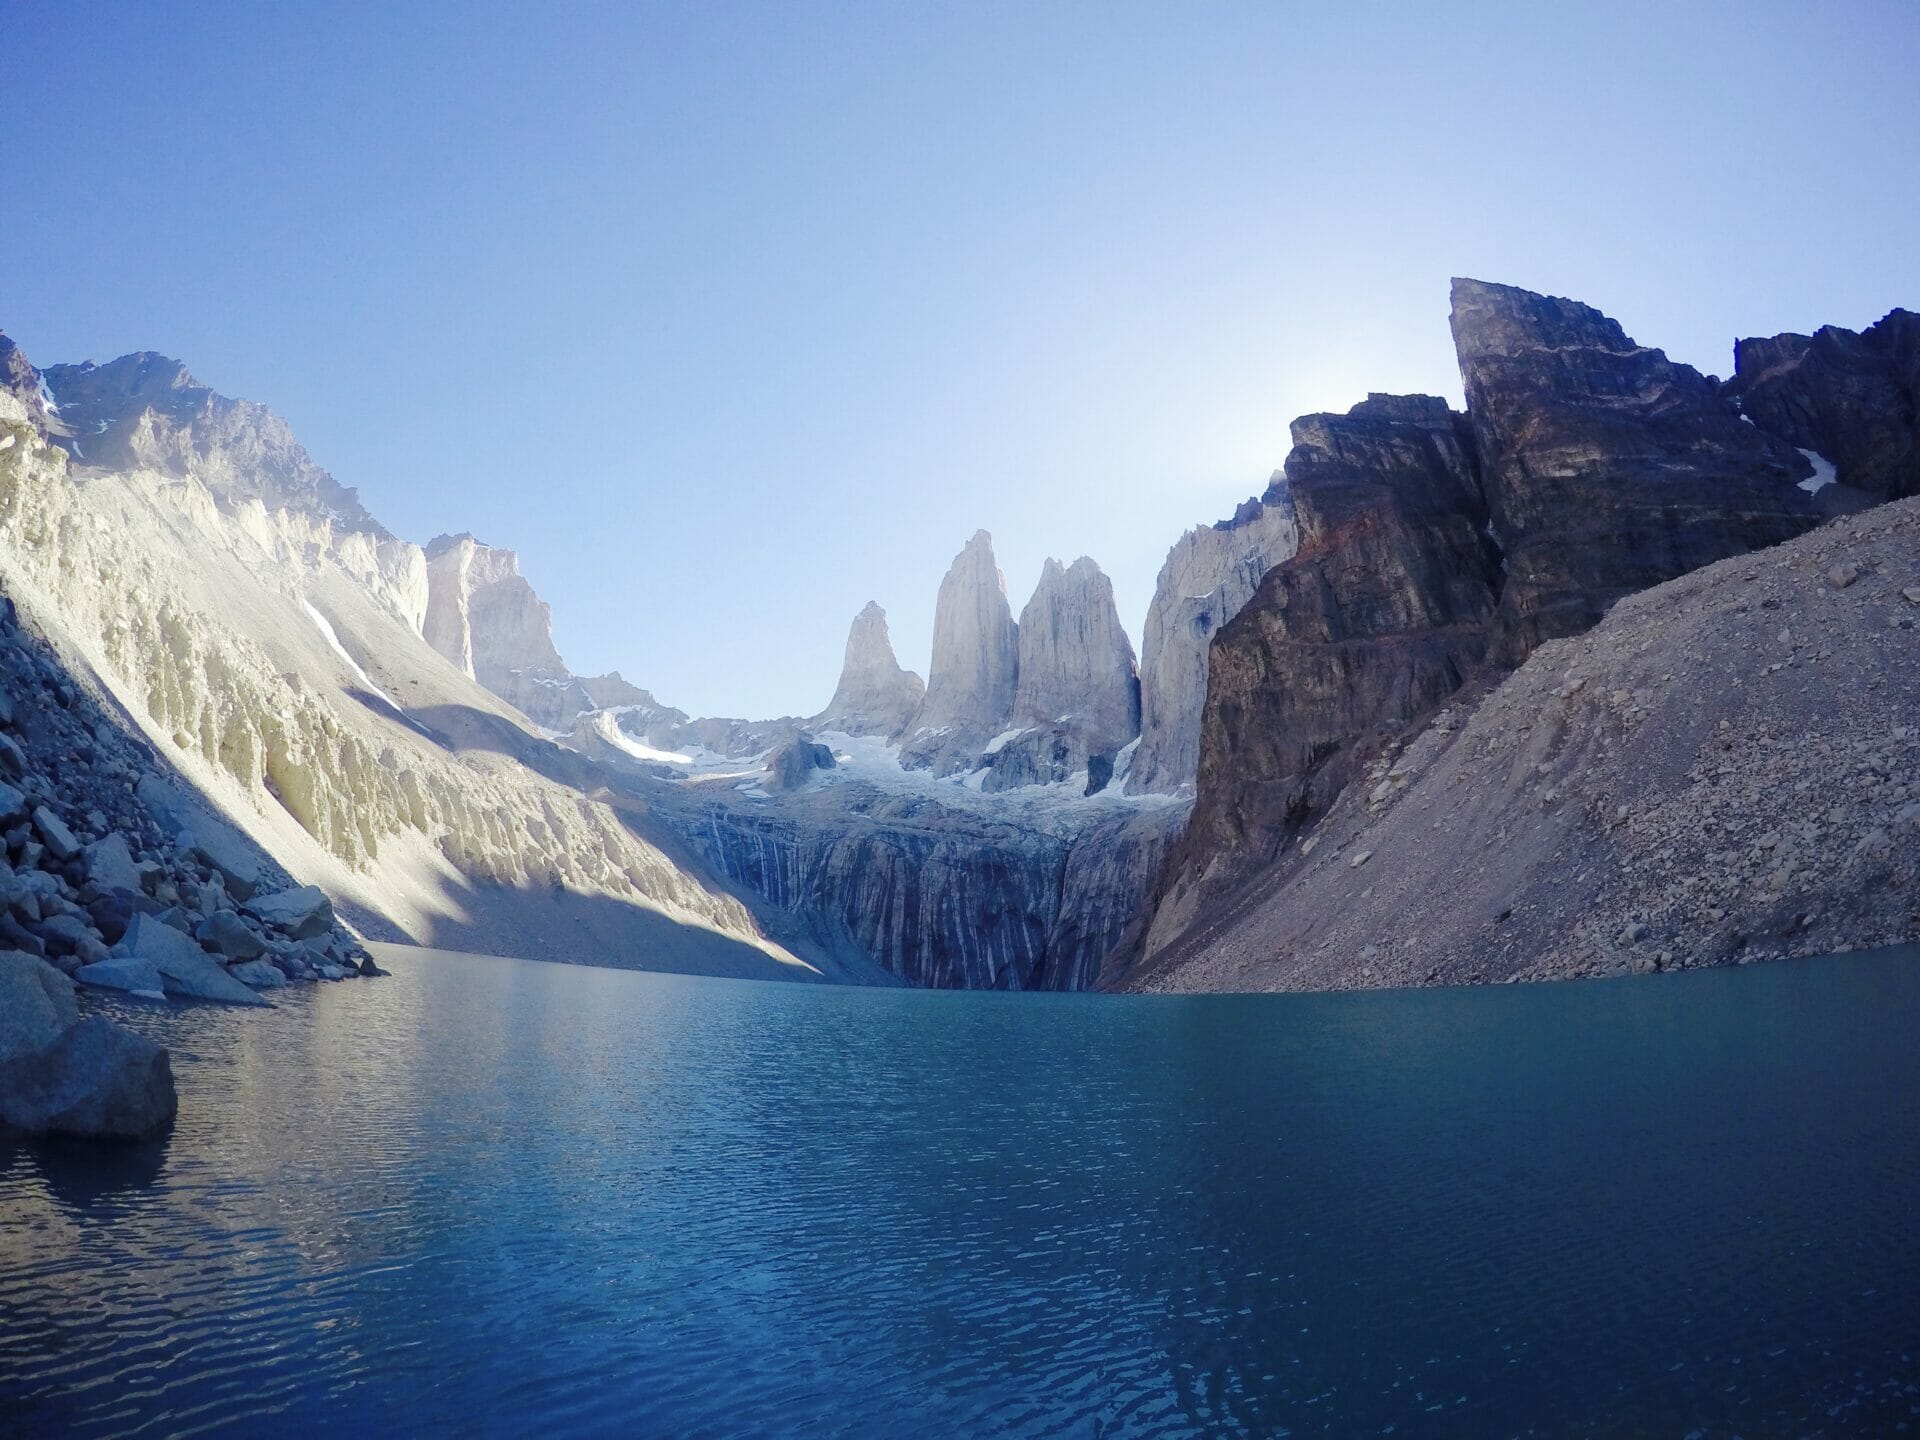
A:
0;955;175;1140
0;951;78;1061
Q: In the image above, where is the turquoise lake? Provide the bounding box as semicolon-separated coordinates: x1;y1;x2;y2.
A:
3;944;1918;1436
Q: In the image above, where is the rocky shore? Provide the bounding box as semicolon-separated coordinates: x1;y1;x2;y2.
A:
0;591;379;1142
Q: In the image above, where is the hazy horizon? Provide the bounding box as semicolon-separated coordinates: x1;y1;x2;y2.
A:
6;0;1917;718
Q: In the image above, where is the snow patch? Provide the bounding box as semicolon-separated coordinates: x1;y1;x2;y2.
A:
1797;448;1837;494
982;725;1030;756
302;598;402;711
33;375;59;415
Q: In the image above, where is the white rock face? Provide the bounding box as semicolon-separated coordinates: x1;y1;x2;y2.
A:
817;602;925;737
0;387;807;979
1014;557;1139;749
1128;488;1299;794
903;530;1020;771
422;533;566;689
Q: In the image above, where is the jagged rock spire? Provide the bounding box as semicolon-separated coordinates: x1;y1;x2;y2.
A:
1013;556;1139;749
911;529;1020;741
817;601;926;736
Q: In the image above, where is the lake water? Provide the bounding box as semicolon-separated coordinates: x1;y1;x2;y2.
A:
3;945;1918;1437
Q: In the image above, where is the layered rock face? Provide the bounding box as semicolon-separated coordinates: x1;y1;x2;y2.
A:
1138;279;1912;986
1450;277;1826;660
1169;394;1500;897
1119;496;1920;993
40;353;382;532
816;602;925;736
900;530;1021;773
646;775;1187;990
1730;309;1920;502
1128;493;1298;794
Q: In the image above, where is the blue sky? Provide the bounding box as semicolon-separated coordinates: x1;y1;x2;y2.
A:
5;1;1917;717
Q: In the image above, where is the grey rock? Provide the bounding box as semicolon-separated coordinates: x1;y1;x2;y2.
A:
33;913;92;958
815;602;926;737
901;530;1021;774
1012;557;1140;751
31;806;81;862
74;955;167;998
84;832;144;894
763;736;836;793
123;913;269;1006
0;780;27;826
1130;493;1299;794
0;734;25;779
0;1014;176;1140
195;908;266;960
0;952;78;1062
225;958;288;989
179;825;262;901
242;884;333;939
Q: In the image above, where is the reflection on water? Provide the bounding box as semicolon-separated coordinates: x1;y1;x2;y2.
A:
3;945;1919;1436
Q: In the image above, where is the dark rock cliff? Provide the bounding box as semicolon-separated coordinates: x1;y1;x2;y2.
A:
1451;278;1827;661
1729;308;1920;502
1140;280;1903;974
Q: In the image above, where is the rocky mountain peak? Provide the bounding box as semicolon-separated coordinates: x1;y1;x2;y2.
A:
36;350;384;535
422;533;566;691
0;332;69;439
1127;486;1298;794
1729;307;1919;502
1451;277;1826;658
817;601;925;737
902;529;1020;772
1012;555;1138;749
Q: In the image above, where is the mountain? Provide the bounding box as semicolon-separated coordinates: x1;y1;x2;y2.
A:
1128;280;1912;989
1128;492;1298;795
899;530;1023;774
816;601;925;737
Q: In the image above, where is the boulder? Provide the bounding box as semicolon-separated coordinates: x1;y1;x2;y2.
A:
86;890;137;945
178;825;262;901
74;956;167;999
225;958;287;989
84;832;145;895
0;733;24;778
195;908;266;960
0;780;27;827
763;736;836;793
31;805;81;862
242;884;333;939
123;913;269;1006
33;913;92;958
0;951;78;1062
0;1015;176;1140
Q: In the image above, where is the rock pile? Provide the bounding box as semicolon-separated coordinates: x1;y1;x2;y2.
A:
0;586;381;1134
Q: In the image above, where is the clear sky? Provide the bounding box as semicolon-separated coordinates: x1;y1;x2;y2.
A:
5;2;1917;718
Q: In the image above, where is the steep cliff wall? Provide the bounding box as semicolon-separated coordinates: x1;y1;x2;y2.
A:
1128;493;1298;794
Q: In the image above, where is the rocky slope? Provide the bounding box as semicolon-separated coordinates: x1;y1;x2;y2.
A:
0;360;829;986
1117;496;1920;991
1133;279;1913;988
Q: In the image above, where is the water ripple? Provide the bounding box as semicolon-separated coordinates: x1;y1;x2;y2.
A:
2;946;1919;1436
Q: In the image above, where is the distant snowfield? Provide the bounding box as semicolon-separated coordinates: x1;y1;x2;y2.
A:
659;725;1181;830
